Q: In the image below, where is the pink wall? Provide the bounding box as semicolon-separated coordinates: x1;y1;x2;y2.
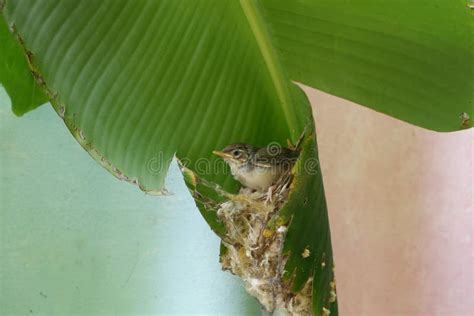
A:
305;86;473;315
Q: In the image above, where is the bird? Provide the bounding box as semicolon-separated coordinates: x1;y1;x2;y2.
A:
212;143;299;193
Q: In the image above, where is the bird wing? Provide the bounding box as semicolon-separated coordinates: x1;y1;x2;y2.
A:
253;146;299;168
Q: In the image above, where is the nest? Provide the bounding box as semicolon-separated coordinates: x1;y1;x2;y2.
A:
217;170;313;315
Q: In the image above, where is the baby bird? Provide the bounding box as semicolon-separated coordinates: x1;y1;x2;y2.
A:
212;143;298;193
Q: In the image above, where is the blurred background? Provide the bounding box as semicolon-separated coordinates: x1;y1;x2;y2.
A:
1;85;473;315
305;86;473;316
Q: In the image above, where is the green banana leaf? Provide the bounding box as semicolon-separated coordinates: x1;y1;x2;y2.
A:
1;0;335;314
3;0;473;131
260;0;474;131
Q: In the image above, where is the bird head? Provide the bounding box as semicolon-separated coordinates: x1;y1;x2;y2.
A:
212;143;256;167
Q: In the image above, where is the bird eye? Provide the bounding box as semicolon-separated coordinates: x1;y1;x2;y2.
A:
232;150;241;157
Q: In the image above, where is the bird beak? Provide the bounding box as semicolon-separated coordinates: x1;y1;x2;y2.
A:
212;150;232;159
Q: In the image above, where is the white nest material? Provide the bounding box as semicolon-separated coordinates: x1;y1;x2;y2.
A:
217;174;313;315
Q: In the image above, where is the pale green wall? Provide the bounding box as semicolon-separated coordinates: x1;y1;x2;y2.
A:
0;87;260;315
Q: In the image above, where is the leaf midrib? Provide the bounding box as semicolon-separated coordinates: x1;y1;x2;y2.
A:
239;0;299;139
